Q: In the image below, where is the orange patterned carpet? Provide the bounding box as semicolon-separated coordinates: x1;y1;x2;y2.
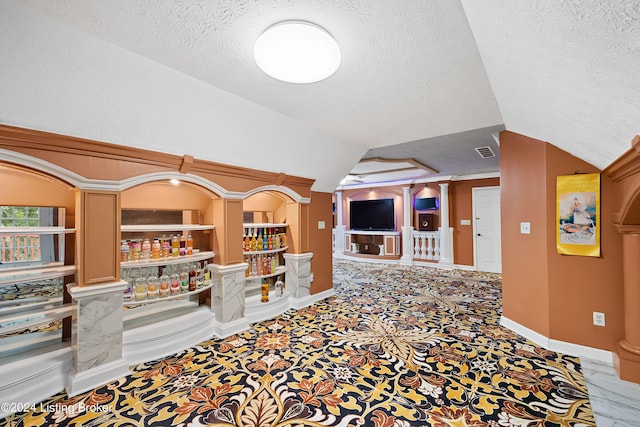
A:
0;259;594;426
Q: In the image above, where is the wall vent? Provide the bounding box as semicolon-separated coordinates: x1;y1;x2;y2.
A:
475;146;495;158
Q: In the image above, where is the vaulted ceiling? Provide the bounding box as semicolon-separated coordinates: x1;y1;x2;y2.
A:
2;1;639;192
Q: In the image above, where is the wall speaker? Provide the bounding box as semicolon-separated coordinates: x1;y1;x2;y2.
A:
418;213;435;231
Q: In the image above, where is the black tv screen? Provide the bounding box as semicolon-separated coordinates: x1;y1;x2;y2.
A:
350;199;395;231
415;197;438;211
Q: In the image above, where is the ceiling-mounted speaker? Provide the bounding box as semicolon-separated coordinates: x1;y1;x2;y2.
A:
418;213;435;231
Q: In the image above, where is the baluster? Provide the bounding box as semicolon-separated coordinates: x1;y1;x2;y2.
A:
434;235;441;260
413;233;420;259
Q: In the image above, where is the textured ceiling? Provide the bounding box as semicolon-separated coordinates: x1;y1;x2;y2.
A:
13;0;640;189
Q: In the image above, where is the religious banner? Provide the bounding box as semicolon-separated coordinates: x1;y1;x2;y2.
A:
556;173;600;257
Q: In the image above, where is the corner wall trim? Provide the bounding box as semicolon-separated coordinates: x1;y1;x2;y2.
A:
500;316;613;363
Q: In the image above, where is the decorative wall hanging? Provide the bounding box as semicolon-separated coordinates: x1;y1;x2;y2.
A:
556;173;600;257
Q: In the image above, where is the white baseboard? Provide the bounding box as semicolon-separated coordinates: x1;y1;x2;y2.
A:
245;292;292;324
290;288;335;309
66;358;130;397
0;343;72;418
501;316;614;363
212;317;250;338
123;306;216;364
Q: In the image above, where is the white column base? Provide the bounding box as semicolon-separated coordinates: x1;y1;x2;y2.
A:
66;358;130;397
283;252;314;300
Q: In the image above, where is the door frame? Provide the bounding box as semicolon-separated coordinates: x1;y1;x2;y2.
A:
472;186;501;272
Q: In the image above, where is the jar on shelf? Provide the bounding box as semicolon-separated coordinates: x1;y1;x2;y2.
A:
261;282;269;303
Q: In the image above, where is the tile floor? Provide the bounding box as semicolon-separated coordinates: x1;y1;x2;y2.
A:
582;358;640;426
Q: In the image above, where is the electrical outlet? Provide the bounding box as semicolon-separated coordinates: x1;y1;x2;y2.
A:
593;311;606;327
520;222;531;234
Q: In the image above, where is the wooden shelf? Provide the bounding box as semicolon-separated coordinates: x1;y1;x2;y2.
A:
0;265;76;287
123;280;214;307
121;224;215;233
243;246;288;256
121;251;215;269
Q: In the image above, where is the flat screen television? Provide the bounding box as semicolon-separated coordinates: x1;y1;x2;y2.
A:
349;199;395;231
415;197;438;211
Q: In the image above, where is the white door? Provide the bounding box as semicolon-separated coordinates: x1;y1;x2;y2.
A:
473;186;501;273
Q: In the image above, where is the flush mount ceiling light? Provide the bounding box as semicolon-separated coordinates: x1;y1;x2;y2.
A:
254;21;341;84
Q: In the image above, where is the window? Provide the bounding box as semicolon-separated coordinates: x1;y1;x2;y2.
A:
1;207;42;264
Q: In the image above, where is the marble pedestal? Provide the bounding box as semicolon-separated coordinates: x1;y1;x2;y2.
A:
209;263;249;337
66;281;130;397
284;252;314;308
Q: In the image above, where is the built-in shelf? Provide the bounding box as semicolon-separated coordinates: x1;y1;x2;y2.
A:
243;246;288;256
0;265;76;287
243;223;287;228
0;227;75;235
121;224;215;233
245;265;287;283
121;251;215;269
0;303;72;336
123;281;214;307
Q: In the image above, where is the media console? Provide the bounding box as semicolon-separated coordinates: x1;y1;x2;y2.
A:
344;230;400;257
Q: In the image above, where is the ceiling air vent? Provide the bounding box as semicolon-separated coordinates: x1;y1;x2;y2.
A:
475;146;495;159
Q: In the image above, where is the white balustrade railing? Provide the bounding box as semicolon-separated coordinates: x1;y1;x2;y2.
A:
412;230;441;261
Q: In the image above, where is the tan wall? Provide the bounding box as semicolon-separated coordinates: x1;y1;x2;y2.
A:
500;131;624;350
309;192;333;294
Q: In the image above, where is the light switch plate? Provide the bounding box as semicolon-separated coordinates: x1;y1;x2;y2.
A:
520;222;531;234
460;219;471;225
318;220;325;230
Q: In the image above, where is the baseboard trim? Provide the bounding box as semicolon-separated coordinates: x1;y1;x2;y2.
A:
123;306;216;364
290;288;335;309
501;316;613;363
212;316;250;338
66;358;130;397
0;343;72;418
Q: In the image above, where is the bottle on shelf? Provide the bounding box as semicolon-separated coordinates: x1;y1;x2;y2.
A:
245;256;251;277
179;235;186;256
262;228;268;251
122;268;132;300
134;276;147;301
171;234;179;257
256;228;263;252
251;228;257;252
147;275;159;299
267;229;273;250
243;228;249;252
274;228;280;249
261;282;269;303
142;238;152;260
196;262;204;289
187;234;193;256
121;240;129;262
170;266;181;295
250;256;257;277
203;260;211;285
189;263;197;291
180;266;189;293
152;238;161;259
159;268;170;297
271;255;277;274
275;277;284;297
131;239;142;261
161;235;171;258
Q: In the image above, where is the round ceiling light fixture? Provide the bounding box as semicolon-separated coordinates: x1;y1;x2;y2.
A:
254;21;341;84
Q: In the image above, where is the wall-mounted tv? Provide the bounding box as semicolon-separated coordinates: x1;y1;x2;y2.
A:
350;198;395;231
415;197;438;211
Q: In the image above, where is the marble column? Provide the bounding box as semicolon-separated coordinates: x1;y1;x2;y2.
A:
209;263;249;338
614;228;640;383
334;191;346;257
400;186;414;265
438;183;454;268
284;252;314;308
66;281;130;397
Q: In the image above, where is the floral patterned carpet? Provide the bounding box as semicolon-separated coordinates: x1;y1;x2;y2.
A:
1;259;594;426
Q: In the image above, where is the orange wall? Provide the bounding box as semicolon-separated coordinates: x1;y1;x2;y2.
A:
340;179;500;266
500;131;624;350
450;178;500;266
309;192;333;294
